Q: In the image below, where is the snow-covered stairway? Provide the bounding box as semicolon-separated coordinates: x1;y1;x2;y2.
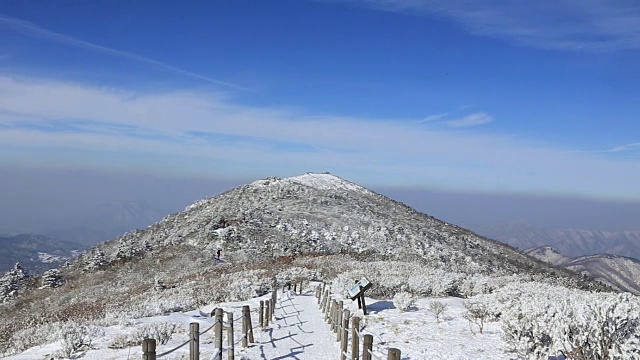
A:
241;289;340;360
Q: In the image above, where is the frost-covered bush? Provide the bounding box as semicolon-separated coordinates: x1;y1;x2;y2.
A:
393;291;414;312
429;300;448;323
56;322;103;359
109;322;179;348
108;333;138;349
134;322;179;345
331;271;366;298
498;282;640;359
4;321;61;356
227;278;258;301
276;267;315;287
41;269;64;289
463;300;493;334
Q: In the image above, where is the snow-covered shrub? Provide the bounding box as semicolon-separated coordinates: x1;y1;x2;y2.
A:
56;322;103;359
463;300;492;334
4;321;60;356
392;291;414;312
501;298;556;359
109;322;179;349
108;333;137;349
134;322;179;345
40;269;64;289
429;300;448;323
331;271;365;298
227;278;257;301
114;238;144;262
498;282;640;359
276;267;314;287
154;278;166;291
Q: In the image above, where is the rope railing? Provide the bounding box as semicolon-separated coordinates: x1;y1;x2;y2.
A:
141;286;285;360
198;319;220;336
157;338;191;358
315;281;402;360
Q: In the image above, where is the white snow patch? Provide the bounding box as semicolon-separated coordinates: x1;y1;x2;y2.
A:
38;252;65;263
285;173;371;194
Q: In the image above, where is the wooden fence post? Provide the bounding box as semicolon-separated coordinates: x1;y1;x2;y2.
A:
272;290;277;317
363;334;373;360
388;348;401;360
329;299;338;331
293;281;297;293
324;291;331;321
351;316;360;360
142;338;156;360
361;294;368;315
242;305;249;348
214;308;223;360
336;301;344;340
227;312;235;360
247;307;255;343
189;322;199;360
265;300;270;327
340;310;349;360
259;301;264;328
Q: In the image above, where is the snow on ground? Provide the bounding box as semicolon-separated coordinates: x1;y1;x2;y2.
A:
5;284;513;359
284;173;370;194
250;173;371;195
38;252;66;263
241;290;339;360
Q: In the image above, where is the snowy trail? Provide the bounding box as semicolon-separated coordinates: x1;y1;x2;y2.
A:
242;290;338;360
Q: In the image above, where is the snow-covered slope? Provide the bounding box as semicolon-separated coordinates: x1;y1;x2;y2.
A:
525;245;571;266
524;245;640;295
85;172;597;283
563;254;640;294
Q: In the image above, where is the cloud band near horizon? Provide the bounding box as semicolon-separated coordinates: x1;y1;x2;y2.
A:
0;75;639;201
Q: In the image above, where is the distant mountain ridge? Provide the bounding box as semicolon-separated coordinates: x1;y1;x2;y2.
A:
0;234;83;274
525;246;640;294
476;221;640;260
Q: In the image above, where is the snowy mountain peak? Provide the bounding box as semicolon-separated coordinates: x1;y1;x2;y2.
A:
525;245;571;266
250;172;371;194
284;172;370;193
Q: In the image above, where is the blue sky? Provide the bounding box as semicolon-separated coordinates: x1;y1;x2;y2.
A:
1;0;640;200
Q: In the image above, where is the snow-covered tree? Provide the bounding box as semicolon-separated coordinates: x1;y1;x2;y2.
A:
114;238;143;262
40;269;64;289
0;263;28;303
84;249;107;272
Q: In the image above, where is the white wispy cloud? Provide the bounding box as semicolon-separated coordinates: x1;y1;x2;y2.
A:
344;0;640;51
604;143;640;152
420;113;449;123
1;75;639;200
444;112;493;128
0;14;247;90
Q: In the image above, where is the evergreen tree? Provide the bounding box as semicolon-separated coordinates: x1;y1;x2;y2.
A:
41;269;65;288
84;248;107;272
0;263;28;303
